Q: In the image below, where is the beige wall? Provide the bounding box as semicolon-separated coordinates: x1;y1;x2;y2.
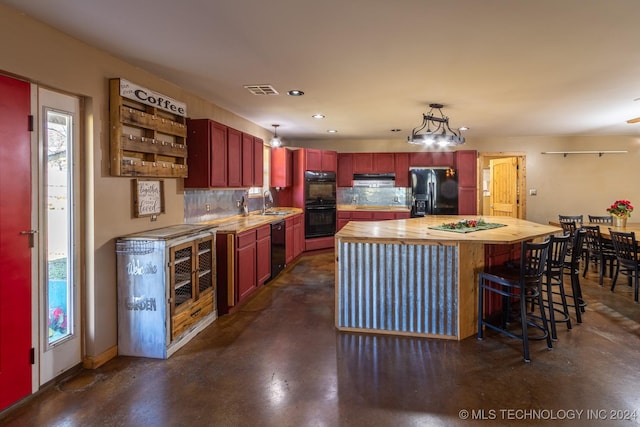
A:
2;3;639;364
0;4;271;361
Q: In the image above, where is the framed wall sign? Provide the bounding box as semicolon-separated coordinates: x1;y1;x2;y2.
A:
133;179;165;218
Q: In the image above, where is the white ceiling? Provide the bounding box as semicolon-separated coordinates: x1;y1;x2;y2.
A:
4;0;640;142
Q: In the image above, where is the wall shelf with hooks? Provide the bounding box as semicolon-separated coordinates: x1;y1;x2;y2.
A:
541;150;627;157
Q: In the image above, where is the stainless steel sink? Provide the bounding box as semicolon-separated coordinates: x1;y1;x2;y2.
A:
262;211;290;216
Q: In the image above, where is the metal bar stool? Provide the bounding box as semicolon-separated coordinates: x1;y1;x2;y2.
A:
582;225;617;286
563;229;587;323
541;233;571;340
478;239;552;362
609;229;640;303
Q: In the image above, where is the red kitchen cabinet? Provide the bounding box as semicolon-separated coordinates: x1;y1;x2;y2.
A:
285;217;295;263
394;153;409;187
293;214;304;258
227;128;242;187
353;153;374;173
236;230;257;301
455;150;478;215
337;153;353;187
372;211;396;220
409;151;454;167
374;153;394;173
322;150;337;172
337;210;410;231
271;147;293;188
305;148;322;171
242;133;254;187
186;119;264;188
185;119;228;188
285;214;304;262
454;150;477;187
458;187;477;215
253;137;264;187
256;224;271;286
303;148;336;172
352;153;393;173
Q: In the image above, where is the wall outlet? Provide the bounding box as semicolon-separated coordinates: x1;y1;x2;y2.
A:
529;189;537;196
205;204;211;212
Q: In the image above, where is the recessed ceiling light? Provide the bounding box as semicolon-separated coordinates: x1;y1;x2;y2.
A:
390;128;402;132
312;114;325;119
458;127;469;131
287;90;304;96
327;129;338;133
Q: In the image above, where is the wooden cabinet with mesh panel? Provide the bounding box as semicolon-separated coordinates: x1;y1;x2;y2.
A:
169;233;216;340
116;225;217;359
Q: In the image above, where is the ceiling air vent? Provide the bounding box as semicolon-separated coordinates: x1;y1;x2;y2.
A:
243;84;279;95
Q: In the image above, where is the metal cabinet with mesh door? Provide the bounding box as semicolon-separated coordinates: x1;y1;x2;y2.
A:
116;224;217;359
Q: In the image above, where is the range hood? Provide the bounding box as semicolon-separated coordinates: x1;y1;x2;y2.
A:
352;173;396;187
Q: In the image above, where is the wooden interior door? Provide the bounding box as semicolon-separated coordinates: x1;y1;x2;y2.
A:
0;74;32;409
489;157;519;217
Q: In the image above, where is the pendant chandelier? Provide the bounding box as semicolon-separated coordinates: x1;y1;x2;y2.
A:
407;103;466;146
270;124;282;147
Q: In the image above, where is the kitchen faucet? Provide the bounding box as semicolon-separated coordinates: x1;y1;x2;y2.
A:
263;190;273;214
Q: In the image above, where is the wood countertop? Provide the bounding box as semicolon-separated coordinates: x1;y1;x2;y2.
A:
336;215;561;245
337;204;411;212
196;207;303;233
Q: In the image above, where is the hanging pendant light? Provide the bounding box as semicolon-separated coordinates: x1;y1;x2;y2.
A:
407;103;466;147
270;124;282;147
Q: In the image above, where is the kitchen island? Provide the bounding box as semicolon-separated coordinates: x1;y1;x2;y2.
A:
335;215;560;340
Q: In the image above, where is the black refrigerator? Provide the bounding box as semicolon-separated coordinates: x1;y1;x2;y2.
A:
410;168;458;217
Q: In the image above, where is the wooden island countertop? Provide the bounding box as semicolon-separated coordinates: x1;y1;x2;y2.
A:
336;215;560;245
335;215;561;341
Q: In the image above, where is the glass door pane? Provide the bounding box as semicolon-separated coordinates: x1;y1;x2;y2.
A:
45;109;73;346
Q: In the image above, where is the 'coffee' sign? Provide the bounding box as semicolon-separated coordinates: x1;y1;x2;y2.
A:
119;79;187;117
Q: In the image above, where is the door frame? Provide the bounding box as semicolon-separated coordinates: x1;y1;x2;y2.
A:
477;152;527;219
36;87;83;386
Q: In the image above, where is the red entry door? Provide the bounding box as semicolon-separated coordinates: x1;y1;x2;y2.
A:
0;74;32;409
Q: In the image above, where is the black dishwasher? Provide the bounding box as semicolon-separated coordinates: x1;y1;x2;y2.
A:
268;220;286;282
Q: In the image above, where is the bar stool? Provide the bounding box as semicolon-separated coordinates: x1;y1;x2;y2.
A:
541;233;571;340
609;229;640;303
478;239;552;362
582;225;617;286
563;229;587;323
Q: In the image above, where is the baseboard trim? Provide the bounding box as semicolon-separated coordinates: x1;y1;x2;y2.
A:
82;345;117;369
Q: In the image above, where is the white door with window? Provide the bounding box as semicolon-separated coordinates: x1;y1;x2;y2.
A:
37;88;81;384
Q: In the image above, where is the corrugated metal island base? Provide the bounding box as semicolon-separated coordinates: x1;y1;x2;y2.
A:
335;216;560;340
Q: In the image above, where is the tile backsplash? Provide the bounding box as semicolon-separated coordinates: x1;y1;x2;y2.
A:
184;189;262;223
337;187;411;208
185;186;411;223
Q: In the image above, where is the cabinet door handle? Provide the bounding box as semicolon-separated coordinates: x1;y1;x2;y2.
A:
20;229;38;248
190;308;202;318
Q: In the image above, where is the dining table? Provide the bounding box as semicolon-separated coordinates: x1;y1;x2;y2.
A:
548;220;640;239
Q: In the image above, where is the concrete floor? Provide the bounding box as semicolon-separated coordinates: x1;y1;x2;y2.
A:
2;252;640;426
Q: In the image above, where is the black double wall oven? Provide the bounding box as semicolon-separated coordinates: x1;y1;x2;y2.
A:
304;171;336;238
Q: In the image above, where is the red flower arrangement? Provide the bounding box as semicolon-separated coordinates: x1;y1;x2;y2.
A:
607;200;634;218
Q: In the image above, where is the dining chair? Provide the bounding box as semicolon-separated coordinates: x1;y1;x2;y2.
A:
588;215;613;225
608;229;640;303
559;214;583;225
563;229;587;323
478;239;552;362
582;225;617;286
